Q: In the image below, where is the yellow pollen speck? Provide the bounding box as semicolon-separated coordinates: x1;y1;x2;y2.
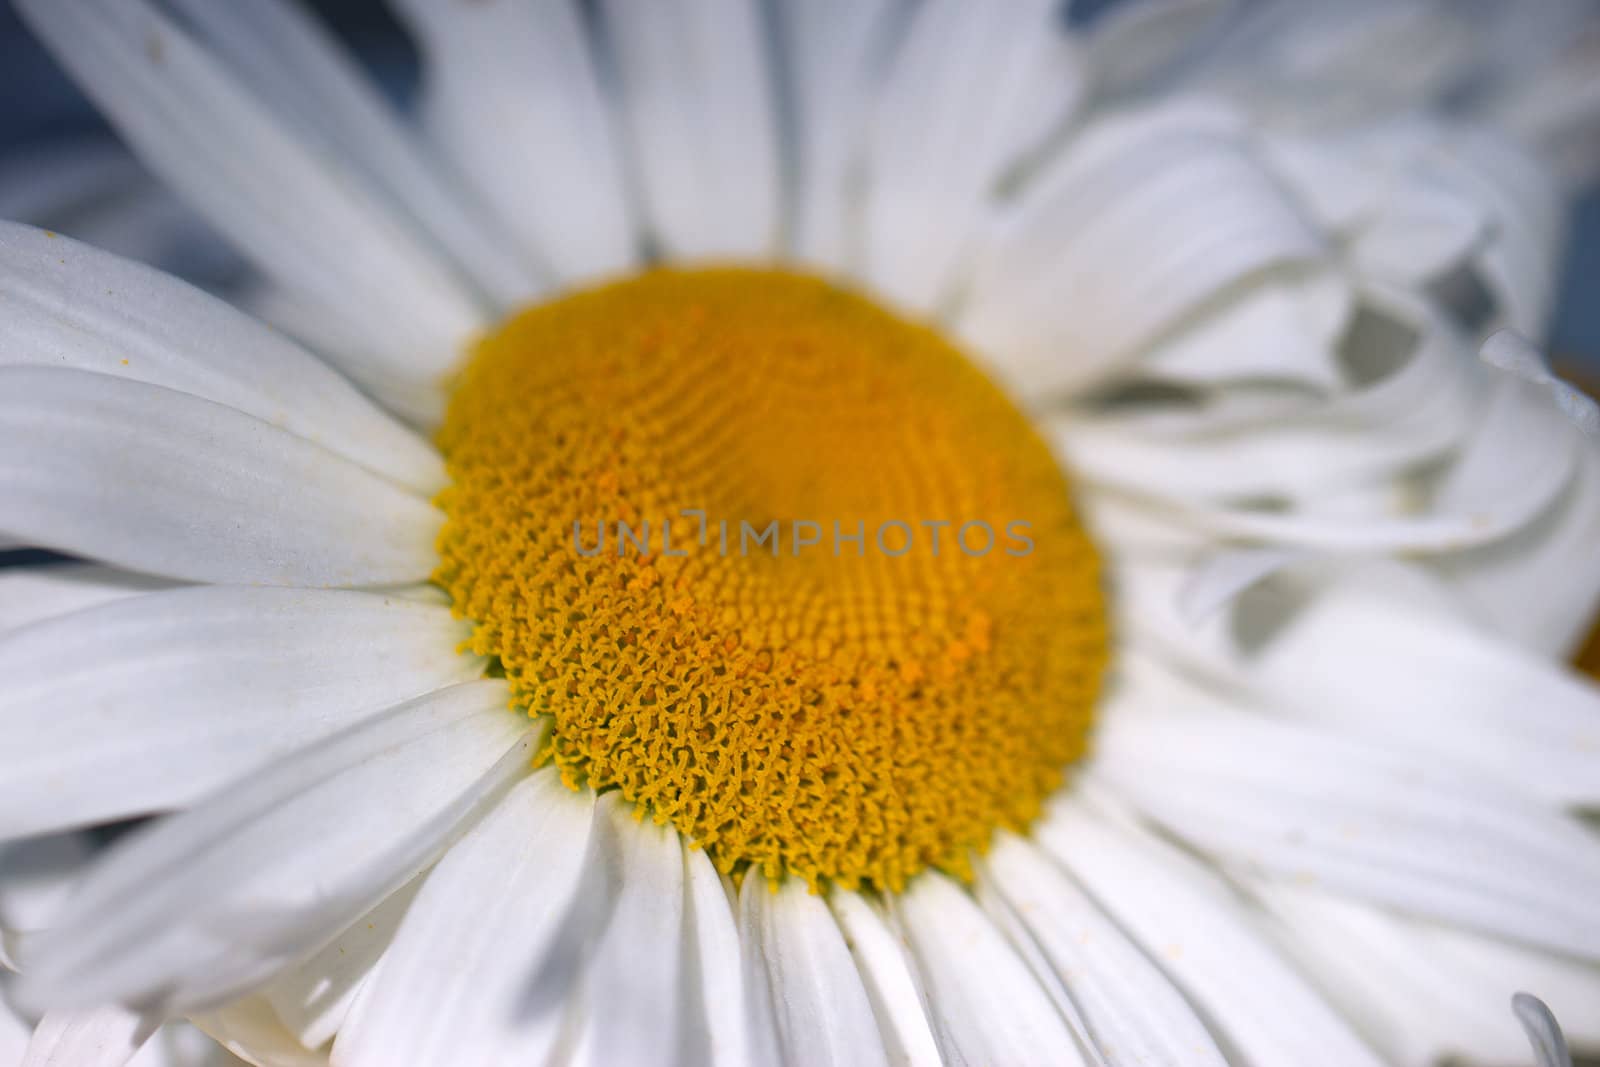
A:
434;267;1108;891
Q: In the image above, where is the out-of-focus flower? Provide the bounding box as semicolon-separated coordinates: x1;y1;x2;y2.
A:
1;2;1598;1065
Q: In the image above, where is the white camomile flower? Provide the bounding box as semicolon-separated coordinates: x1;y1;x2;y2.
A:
2;1;1600;1066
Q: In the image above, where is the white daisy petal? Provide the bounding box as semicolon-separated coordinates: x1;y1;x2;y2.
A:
1057;291;1482;503
1259;129;1388;236
262;877;422;1051
190;996;325;1067
1438;130;1567;339
859;0;1081;311
1092;666;1600;958
1348;172;1484;288
826;891;942;1067
962;877;1107;1060
14;0;488;416
1438;419;1600;656
992;22;1087;174
230;281;457;430
1251;883;1551;1067
1177;547;1310;624
564;795;687;1067
1077;0;1235;99
982;833;1228;1067
1483;27;1600;190
1;998;28;1067
1430;924;1600;1050
22;1006;157;1067
144;1025;248;1067
0;563;175;635
598;0;781;259
1191;1;1478;125
1171;371;1582;553
892;870;1086;1067
0;222;445;495
681;848;751;1067
1397;341;1595;546
4;926;34;976
1115;539;1387;680
0;835;93;973
961;103;1325;397
1236;576;1600;806
1171;485;1567;553
1515;993;1575;1067
774;0;905;274
1134;268;1351;389
1038;794;1388;1067
0;368;441;587
16;681;535;1013
160;0;544;309
739;876;890;1067
394;0;636;284
331;767;596;1067
1476;331;1600;439
1130;330;1596;558
0;586;479;837
1307;120;1563;340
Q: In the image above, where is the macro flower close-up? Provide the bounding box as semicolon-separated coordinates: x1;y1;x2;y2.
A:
2;0;1600;1065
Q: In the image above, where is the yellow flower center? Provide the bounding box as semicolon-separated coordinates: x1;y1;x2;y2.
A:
434;268;1107;891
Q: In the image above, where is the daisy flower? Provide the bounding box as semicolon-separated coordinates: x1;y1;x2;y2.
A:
2;1;1600;1065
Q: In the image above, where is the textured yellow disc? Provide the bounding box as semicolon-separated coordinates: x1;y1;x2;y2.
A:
434;267;1108;891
